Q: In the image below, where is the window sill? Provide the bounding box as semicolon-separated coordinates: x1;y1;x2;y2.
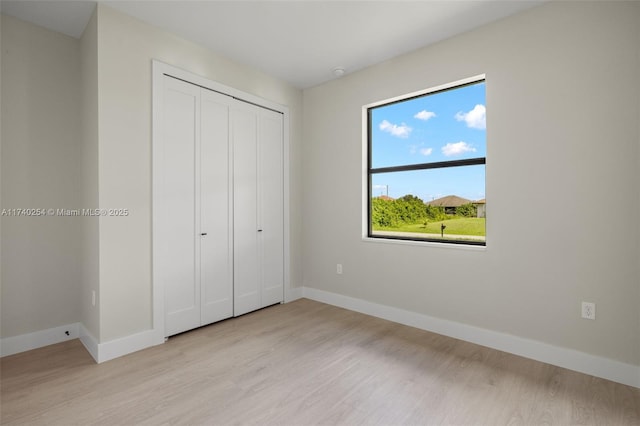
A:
362;236;486;251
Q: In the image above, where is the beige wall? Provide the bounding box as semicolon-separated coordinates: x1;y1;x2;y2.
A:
1;15;82;337
302;1;640;366
94;5;303;341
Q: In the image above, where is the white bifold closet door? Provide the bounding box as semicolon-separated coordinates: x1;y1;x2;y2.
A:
232;102;284;316
162;76;233;337
159;75;283;337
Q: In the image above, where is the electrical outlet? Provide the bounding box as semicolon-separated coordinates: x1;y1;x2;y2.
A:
336;264;343;274
581;302;595;320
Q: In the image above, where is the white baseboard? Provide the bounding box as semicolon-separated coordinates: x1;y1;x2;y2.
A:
79;323;99;362
0;323;80;357
79;327;161;364
7;291;637;388
95;329;159;363
302;286;640;389
2;322;161;364
285;286;304;302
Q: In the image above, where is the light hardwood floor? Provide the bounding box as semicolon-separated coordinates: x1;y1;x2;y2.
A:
1;299;639;425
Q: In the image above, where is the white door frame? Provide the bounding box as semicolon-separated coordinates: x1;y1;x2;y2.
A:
151;60;291;345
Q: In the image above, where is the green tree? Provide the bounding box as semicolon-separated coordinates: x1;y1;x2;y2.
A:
372;194;430;228
394;194;427;224
425;204;447;221
371;197;399;227
456;203;477;218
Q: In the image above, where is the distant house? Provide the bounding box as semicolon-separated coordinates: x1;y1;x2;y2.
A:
376;195;395;201
425;195;472;215
473;199;486;218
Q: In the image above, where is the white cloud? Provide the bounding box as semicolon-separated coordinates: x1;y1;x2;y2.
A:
414;110;436;121
419;148;433;156
442;141;476;156
455;104;486;130
379;120;412;138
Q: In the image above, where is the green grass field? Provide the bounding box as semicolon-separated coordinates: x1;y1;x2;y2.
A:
375;217;486;236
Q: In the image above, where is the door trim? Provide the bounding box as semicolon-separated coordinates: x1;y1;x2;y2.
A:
151;60;291;344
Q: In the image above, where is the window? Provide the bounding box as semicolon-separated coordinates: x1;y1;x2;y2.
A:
366;76;486;245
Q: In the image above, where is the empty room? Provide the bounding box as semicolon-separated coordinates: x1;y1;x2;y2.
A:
1;1;639;424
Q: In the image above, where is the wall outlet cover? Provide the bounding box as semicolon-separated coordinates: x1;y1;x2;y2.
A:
581;302;595;320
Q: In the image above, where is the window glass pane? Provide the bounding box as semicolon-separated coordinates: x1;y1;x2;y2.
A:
370;165;485;243
370;81;486;169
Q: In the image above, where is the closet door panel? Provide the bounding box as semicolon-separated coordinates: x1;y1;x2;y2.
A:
200;90;233;325
163;77;201;336
232;104;260;316
259;109;284;306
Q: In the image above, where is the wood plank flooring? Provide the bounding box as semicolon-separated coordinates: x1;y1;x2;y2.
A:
1;298;639;425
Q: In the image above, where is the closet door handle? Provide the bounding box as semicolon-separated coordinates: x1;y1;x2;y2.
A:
200;233;207;236
257;229;263;232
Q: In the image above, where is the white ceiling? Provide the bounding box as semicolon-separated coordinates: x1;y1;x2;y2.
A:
1;1;544;89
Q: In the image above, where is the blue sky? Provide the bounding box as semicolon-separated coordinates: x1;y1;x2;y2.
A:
370;81;486;202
